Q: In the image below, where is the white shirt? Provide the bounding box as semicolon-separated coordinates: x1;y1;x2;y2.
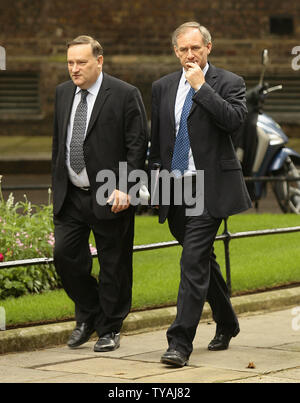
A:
66;72;103;188
174;63;209;176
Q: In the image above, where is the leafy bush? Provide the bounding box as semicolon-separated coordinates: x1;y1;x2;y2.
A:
0;175;61;299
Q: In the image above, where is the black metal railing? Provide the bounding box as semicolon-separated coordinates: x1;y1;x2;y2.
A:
1;184;51;191
1;221;300;295
1;175;300;295
1;174;300;192
244;176;300;182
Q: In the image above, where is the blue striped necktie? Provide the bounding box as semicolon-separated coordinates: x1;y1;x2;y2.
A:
171;86;195;177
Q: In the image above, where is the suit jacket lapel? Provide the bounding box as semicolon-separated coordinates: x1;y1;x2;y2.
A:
62;83;76;144
204;63;218;89
85;72;111;139
168;71;182;135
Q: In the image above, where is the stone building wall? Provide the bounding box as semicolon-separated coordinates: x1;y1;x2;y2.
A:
0;0;299;136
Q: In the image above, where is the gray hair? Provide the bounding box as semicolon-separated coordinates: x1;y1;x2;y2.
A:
172;22;212;47
67;35;103;58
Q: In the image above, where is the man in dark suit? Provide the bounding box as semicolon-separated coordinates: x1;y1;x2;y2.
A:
52;36;148;352
149;22;252;367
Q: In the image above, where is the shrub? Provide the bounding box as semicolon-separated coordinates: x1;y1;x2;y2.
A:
0;175;61;299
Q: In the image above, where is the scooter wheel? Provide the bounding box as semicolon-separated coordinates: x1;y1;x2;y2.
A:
272;160;300;214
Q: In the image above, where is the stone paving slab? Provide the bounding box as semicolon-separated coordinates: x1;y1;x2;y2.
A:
36;357;191;381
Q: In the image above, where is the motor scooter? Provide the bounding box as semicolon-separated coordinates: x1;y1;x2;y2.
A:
235;49;300;213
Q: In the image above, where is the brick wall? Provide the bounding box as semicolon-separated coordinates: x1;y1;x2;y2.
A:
0;0;299;136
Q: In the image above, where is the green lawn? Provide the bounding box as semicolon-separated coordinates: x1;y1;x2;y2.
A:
132;213;300;306
1;213;300;328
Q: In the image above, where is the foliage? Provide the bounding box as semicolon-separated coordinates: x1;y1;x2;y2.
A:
0;175;61;299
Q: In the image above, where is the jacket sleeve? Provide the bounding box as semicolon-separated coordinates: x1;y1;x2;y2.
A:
192;75;247;135
148;82;162;171
120;86;148;192
51;87;59;187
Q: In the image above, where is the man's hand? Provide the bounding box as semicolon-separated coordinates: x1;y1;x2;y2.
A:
107;189;131;213
185;62;205;90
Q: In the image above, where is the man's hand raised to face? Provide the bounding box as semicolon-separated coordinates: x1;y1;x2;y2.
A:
185;62;205;91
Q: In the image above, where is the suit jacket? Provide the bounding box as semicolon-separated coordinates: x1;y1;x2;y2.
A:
149;63;252;222
52;72;148;219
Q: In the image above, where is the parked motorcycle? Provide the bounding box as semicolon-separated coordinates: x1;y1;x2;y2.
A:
235;49;300;214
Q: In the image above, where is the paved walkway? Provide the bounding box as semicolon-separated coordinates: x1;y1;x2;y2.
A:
0;306;300;384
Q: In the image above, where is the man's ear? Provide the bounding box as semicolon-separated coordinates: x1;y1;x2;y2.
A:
174;46;180;59
97;55;104;69
207;42;212;55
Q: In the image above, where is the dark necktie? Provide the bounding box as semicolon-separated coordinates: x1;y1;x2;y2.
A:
70;89;89;174
171;86;195;177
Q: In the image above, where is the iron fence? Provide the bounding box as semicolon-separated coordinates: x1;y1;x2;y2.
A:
1;220;300;295
244;176;300;182
1;175;300;192
1;175;300;295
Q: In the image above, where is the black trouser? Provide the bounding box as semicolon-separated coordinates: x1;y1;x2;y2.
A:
166;179;239;357
53;185;134;337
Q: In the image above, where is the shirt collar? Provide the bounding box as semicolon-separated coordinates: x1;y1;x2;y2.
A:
202;62;209;76
75;71;103;95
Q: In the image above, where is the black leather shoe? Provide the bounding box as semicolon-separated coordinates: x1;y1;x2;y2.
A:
161;349;189;367
208;328;240;351
94;332;120;352
67;322;95;348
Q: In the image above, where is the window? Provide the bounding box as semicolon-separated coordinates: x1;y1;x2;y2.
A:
270;16;294;35
0;72;40;118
